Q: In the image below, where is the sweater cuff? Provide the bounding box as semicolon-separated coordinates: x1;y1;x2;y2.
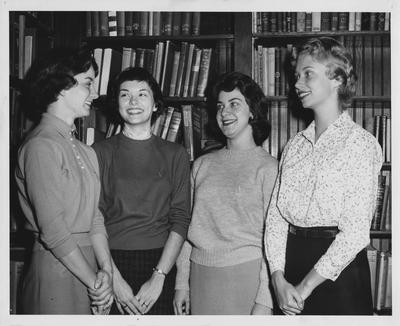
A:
170;224;188;240
50;236;78;259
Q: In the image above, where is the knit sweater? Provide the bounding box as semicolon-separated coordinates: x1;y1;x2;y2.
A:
175;146;278;307
93;133;191;250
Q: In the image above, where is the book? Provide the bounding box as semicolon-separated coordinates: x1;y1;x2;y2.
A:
296;12;306;32
182;43;196;97
321;12;330;31
172;12;182;36
182;12;191;35
267;47;275;96
355;12;362;31
99;12;109;36
169;51;181;96
384;254;392;308
348;12;356;31
372;36;383;96
139;11;148;36
305;12;312;32
108;11;117;36
160;40;176;96
93;48;104;93
10;260;24;314
192;104;210;155
132;12;140;35
91;12;100;37
153;12;161;36
148;12;153;36
151;111;164;136
99;48;122;96
363;35;373;96
371;173;386;230
270;12;277;32
161;106;175;139
189;48;202;98
24;28;37;76
166;111;182;142
366;245;378;307
18;14;25;79
375;251;388;310
121;47;132;70
162;12;173;35
192;12;201;35
154;41;164;84
175;42;189;96
338;12;348;31
279;100;288;156
182;105;194;161
86;12;92;37
380;170;390;230
384;12;390;31
269;101;279;158
382;36;391;96
311;12;321;32
196;48;212;97
330;12;339;31
125;12;133;36
274;47;281;96
116;11;125;36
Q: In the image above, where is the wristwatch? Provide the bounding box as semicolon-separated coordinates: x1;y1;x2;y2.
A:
152;267;167;276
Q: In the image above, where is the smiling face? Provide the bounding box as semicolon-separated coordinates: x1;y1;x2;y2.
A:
62;65;98;119
216;88;253;140
295;54;340;111
118;80;157;128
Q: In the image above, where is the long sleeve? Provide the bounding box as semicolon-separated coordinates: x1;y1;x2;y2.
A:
255;258;273;308
19;138;77;258
314;136;383;280
169;148;191;239
175;240;193;290
264;143;291;274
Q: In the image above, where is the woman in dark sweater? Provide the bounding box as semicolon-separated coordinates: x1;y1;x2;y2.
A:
92;67;191;315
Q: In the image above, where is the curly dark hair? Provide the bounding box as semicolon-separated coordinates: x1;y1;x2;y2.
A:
298;37;357;108
210;71;270;146
109;67;165;125
23;47;98;117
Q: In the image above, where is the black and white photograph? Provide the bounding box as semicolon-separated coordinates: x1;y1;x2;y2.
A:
1;0;398;325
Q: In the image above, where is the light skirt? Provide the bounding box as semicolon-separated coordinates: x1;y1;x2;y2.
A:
21;244;96;314
190;258;261;315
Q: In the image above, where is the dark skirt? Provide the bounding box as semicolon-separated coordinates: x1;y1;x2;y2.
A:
110;248;176;315
284;229;373;315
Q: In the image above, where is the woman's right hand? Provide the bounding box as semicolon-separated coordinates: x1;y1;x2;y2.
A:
173;289;190;315
113;274;145;315
271;271;304;315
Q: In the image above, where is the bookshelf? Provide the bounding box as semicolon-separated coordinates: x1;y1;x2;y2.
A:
9;10;392;315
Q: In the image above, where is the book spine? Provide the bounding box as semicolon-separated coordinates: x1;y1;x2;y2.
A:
183;43;196;97
182;12;191;35
108;11;117;36
86;12;92;37
192;12;201;35
355;12;362;31
267;47;275;96
338;12;348;31
296;12;305;32
132;12;140;35
18;15;25;79
182;105;195;161
163;12;173;36
148;12;153;36
161;107;175;139
166;111;182;142
330;12;338;31
172;12;182;36
348;12;356;31
92;12;100;37
305;12;312;32
139;12;148;36
189;48;202;98
169;51;181;96
311;12;321;32
196;48;212;97
125;12;133;36
321;12;330;31
175;42;189;96
153;12;161;36
116;11;125;36
99;12;109;36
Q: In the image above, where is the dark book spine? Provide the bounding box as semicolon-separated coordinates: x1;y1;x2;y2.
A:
305;12;312;32
172;12;181;36
139;12;148;36
153;12;161;36
192;12;200;35
162;12;173;35
330;12;338;31
338;12;348;31
86;12;92;37
125;12;133;36
132;12;140;35
270;12;277;32
181;12;191;35
116;11;125;36
321;12;330;31
262;12;269;33
99;11;109;36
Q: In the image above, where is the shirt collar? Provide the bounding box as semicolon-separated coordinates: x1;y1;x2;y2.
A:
41;112;77;138
301;111;352;144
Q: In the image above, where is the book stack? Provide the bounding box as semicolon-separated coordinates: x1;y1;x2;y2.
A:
253;12;390;34
86;12;202;37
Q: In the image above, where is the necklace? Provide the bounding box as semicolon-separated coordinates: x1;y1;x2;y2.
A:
122;127;152;140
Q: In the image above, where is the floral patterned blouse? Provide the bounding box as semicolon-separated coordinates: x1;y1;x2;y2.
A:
265;111;383;280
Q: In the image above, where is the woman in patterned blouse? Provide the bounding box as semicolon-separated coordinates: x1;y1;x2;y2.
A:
265;37;382;315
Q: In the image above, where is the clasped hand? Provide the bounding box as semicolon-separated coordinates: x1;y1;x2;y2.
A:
113;272;165;315
88;269;114;314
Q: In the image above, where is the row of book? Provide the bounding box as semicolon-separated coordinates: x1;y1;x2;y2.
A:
92;42;217;99
261;101;391;160
367;247;392;311
254;34;391;97
253;12;390;34
372;170;391;231
86;11;202;38
104;104;209;162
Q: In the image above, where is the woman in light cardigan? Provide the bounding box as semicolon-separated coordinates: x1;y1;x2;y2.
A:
174;72;278;315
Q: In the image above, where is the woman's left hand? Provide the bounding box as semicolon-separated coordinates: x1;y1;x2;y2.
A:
251;303;273;315
135;272;165;314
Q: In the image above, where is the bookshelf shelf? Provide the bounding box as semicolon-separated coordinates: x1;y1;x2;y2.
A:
164;97;207;103
84;34;234;48
370;230;391;239
264;95;391;102
254;30;390;40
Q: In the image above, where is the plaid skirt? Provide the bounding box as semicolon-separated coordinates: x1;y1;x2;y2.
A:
110;247;176;315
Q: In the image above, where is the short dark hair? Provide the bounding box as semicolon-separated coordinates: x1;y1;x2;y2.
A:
298;37;357;108
23;47;98;117
211;71;270;145
110;67;164;124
